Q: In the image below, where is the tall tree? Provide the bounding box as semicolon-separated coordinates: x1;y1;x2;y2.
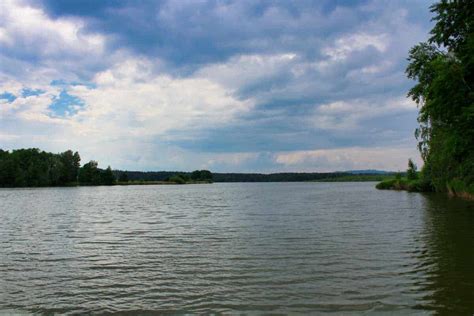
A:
60;150;81;183
100;166;116;185
406;0;473;192
79;160;101;185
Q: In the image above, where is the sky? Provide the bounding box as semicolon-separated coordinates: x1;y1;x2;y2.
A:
0;0;434;172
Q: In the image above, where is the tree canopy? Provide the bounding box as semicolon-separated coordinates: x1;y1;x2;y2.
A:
406;0;473;193
0;148;116;187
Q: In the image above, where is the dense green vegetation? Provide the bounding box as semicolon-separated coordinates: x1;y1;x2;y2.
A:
113;170;184;182
376;178;435;192
166;170;213;184
78;161;116;186
1;148;393;187
378;0;474;198
0;148;215;187
115;169;213;185
376;162;433;192
0;148;115;187
316;174;394;182
115;170;392;183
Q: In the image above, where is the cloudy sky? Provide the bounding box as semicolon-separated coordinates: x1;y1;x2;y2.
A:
0;0;433;172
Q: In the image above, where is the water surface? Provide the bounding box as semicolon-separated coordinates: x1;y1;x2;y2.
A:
1;182;473;315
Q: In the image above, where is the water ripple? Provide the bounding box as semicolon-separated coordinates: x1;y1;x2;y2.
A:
1;182;473;314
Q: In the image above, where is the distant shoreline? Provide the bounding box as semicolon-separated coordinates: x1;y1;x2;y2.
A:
116;170;394;183
115;180;212;185
0;178;390;189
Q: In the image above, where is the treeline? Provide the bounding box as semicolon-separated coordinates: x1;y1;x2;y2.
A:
1;148;391;187
0;148;115;187
402;0;474;197
114;169;213;184
114;170;388;183
213;172;349;182
213;172;393;182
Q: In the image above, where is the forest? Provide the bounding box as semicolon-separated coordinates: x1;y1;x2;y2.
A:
0;147;392;187
0;148;214;187
116;170;391;183
0;148;114;187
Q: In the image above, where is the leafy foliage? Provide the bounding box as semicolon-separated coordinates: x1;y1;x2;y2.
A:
118;172;129;182
168;174;187;184
190;170;213;181
406;0;474;193
0;148;115;187
406;159;418;181
114;170;386;183
376;177;433;192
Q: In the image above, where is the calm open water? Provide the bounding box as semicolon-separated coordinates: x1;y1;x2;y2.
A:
0;182;473;315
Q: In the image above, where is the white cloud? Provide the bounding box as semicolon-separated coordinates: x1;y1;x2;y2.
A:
274;146;422;172
69;58;253;138
206;152;259;167
196;53;297;91
311;97;417;131
0;57;254;168
323;32;388;62
0;0;110;83
0;80;61;122
0;0;105;57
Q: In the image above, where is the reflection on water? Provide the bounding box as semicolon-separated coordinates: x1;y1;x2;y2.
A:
416;194;474;315
0;183;473;315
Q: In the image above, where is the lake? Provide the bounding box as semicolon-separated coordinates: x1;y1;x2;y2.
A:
0;182;473;315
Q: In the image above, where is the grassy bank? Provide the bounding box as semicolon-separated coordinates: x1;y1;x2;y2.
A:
376;177;474;200
375;178;432;192
446;179;474;200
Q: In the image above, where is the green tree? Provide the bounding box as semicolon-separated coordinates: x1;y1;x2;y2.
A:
168;174;186;184
191;170;201;180
407;159;418;180
118;172;129;182
0;151;16;187
406;0;474;192
79;160;101;185
190;170;213;181
0;148;115;187
60;150;81;184
48;154;64;186
100;166;116;185
200;170;212;181
395;172;402;181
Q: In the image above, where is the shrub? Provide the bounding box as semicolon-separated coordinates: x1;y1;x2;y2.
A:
406;159;418;180
168;175;186;184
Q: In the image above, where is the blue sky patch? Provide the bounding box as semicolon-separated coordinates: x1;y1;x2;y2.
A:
50;79;96;89
0;92;17;103
21;88;45;97
49;90;85;116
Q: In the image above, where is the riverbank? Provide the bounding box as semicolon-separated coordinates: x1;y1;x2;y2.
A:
116;180;212;185
376;178;474;200
375;178;431;192
0;180;212;188
446;179;474;200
